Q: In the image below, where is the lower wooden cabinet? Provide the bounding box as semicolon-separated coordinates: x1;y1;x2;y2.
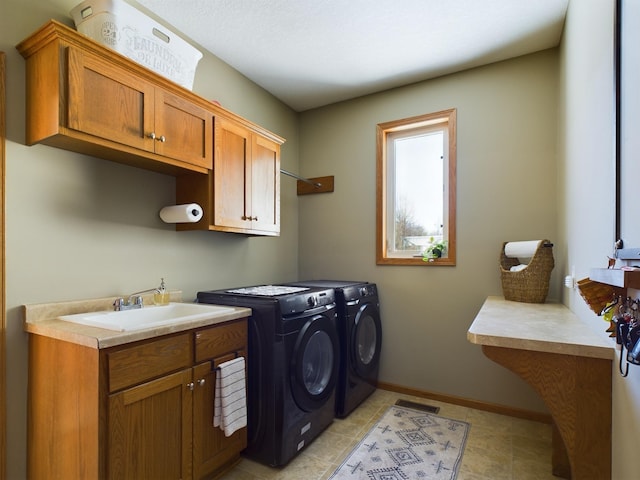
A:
193;358;247;479
108;369;193;479
27;318;248;480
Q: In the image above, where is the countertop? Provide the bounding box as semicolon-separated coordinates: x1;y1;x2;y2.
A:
467;296;614;359
23;291;252;349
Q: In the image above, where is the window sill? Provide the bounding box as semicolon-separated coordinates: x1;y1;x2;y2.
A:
376;257;456;266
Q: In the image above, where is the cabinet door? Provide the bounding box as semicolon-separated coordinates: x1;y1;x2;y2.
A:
250;134;280;235
108;369;193;480
192;357;247;480
177;115;282;235
214;117;251;230
154;90;213;169
67;47;155;152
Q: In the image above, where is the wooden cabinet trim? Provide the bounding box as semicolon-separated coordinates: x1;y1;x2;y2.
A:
0;51;5;480
28;335;101;479
195;319;247;363
108;332;193;392
121;368;189;406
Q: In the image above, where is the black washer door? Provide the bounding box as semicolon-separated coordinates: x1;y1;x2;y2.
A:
290;314;339;412
352;302;382;377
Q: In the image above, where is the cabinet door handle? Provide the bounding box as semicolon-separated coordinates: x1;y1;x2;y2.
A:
197;379;205;387
157;135;166;143
252;216;258;221
148;132;156;140
187;382;194;391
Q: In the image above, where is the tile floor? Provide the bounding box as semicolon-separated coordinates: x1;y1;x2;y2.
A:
220;389;556;480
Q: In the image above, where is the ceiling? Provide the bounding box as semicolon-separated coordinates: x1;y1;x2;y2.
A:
135;0;569;112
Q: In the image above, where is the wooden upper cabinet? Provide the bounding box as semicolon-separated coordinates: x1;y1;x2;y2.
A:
18;20;285;233
17;20;213;175
155;90;212;170
250;133;280;234
177;116;282;236
67;48;212;170
214;118;252;230
67;47;155;152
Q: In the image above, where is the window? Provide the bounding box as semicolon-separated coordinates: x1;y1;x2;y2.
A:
376;109;456;265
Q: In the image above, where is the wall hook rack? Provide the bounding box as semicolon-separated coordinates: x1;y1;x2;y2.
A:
280;169;334;195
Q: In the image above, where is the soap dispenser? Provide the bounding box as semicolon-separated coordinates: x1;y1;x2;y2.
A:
153;278;170;306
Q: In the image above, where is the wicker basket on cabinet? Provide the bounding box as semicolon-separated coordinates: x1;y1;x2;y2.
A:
500;240;554;303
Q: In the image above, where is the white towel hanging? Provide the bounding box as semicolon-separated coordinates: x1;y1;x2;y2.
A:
213;356;247;437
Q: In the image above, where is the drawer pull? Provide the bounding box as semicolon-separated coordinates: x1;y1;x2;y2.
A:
148;132;166;142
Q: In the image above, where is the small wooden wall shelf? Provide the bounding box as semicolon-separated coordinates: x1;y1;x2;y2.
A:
297;175;334;195
589;268;640;289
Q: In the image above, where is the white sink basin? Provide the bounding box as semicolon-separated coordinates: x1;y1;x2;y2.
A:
59;302;236;332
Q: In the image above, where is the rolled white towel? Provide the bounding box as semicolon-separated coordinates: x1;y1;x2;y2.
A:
510;264;528;272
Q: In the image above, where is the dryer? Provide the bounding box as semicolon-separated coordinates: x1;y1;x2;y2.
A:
286;281;382;417
197;285;339;466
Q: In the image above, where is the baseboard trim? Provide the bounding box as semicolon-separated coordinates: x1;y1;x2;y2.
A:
377;381;552;424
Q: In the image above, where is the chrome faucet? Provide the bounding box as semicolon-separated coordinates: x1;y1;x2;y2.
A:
113;280;166;311
113;295;143;311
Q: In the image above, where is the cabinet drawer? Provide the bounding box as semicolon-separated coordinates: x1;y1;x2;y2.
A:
108;333;192;392
195;319;247;363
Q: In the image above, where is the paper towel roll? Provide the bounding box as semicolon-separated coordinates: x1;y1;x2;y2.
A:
159;203;203;223
504;240;542;258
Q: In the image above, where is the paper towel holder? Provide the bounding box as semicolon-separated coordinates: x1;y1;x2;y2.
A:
159;203;203;223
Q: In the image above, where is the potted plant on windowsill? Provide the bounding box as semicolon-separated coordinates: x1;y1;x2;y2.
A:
422;237;447;262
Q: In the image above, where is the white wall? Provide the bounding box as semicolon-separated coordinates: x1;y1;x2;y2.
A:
1;1;300;478
560;1;640;479
298;50;559;412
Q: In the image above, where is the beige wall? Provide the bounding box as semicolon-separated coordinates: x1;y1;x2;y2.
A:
560;1;640;479
298;50;559;411
3;0;635;478
1;1;300;478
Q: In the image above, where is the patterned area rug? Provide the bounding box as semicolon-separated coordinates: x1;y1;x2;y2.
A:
329;405;470;480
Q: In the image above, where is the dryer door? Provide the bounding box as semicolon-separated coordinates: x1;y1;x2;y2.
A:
290;314;339;412
352;302;382;377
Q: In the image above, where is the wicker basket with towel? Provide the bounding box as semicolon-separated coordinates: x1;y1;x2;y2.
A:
500;240;554;303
